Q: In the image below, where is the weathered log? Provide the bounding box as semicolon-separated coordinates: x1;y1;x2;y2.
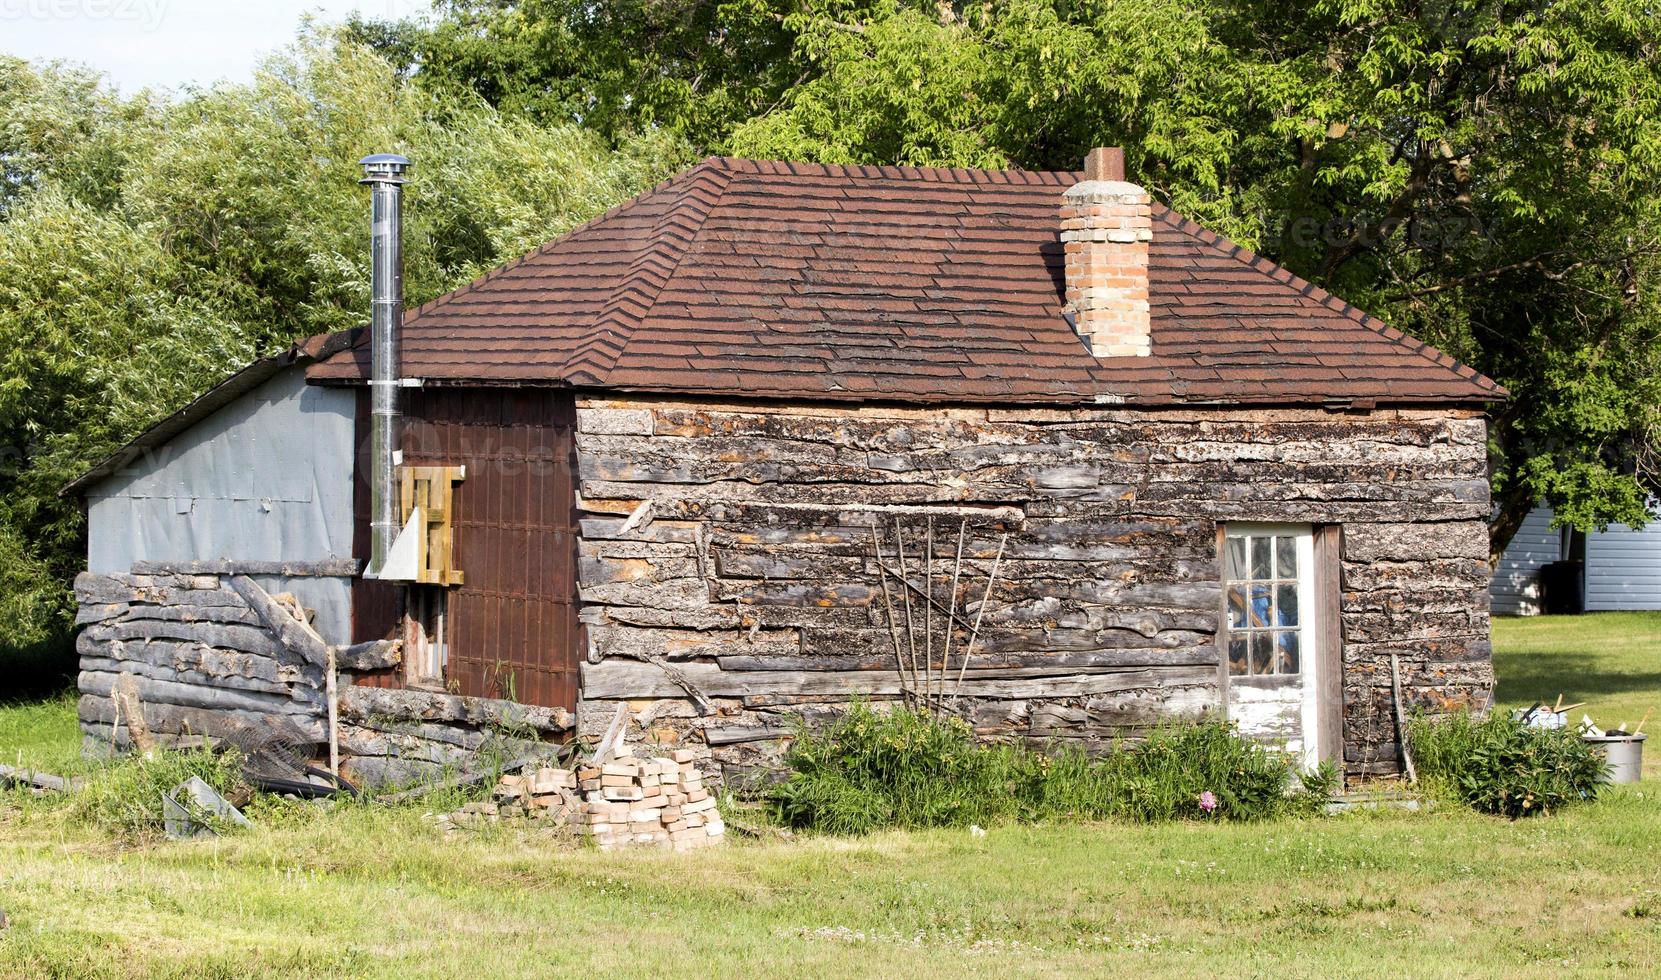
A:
337;685;574;735
78;695;327;744
0;763;81;794
332;639;402;672
75;601;129;625
708;580;874;607
78;656;316;702
74;572;145;605
75;571;248;606
82;620;285;659
340;716;513;752
581;660;1216;700
717;646;1219;672
578;554;702;588
702;725;796;746
578;517;700;543
228;575;331;666
1342;521;1489;562
116;603;263;627
77;670;319;717
586;625;799;663
77;633;319;689
130;558;362;577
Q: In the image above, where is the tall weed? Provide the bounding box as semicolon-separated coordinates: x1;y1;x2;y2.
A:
72;745;248;838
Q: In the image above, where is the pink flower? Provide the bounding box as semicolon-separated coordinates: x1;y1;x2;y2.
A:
1198;791;1218;814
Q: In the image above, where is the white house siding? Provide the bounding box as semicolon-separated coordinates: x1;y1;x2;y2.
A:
1585;511;1661;610
84;366;357;640
1491;502;1661;614
1491;505;1558;616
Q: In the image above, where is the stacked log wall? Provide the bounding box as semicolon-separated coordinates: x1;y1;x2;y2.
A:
572;398;1494;781
74;571;571;786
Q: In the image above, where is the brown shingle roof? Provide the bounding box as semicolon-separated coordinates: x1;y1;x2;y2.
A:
308;157;1502;406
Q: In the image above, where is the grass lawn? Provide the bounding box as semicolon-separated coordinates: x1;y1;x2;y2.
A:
0;691;84;775
1494;612;1661;742
0;613;1656;978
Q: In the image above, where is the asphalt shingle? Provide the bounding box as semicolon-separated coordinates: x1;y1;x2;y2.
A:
308;157;1502;406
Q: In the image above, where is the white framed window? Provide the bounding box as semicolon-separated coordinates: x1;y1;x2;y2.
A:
1223;525;1314;678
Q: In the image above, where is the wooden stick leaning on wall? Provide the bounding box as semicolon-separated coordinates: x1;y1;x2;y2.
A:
870;524;915;704
924;517;935;706
114;674;156;754
1389;650;1418;783
951;533;1008;700
894;517;922;701
326;645;340;777
938;520;968;705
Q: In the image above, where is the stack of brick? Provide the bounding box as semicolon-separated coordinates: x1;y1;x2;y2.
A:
496;766;582;816
445;765;581;827
574;746;724;851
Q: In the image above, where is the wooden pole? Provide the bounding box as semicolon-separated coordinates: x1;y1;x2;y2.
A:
938;520;968;703
107;691;122;758
952;533;1008;698
894;517;921;706
1389;650;1418;783
870;524;914;702
326;645;340;777
924;516;935;705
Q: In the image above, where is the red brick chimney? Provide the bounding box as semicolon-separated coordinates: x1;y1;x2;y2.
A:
1061;147;1152;358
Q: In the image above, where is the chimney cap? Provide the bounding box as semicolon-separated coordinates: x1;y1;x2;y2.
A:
1083;146;1125;182
359;153;411;183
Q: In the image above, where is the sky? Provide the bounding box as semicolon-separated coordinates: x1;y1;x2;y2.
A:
1;0;433;92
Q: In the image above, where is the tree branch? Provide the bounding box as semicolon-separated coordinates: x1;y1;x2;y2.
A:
1389;243;1661;300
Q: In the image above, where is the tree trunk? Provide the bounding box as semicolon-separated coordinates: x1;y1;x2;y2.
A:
1489;483;1536;568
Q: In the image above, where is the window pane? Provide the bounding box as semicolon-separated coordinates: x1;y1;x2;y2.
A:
1275;584;1299;627
1227;587;1249;629
1277;631;1300;674
1226;536;1247;580
1250;632;1274;674
1228;637;1248;675
1250;537;1271;579
1248;584;1271;628
1275;536;1297;578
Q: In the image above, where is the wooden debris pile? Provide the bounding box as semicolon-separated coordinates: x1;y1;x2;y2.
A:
440;746;725;851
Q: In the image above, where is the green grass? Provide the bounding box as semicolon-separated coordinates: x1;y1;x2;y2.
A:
1;789;1659;977
0;612;1656;977
1494;611;1661;774
0;691;86;775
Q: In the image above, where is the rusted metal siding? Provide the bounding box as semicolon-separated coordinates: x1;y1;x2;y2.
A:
351;387;581;710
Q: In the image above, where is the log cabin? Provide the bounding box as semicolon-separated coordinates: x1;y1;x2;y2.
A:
65;148;1502;786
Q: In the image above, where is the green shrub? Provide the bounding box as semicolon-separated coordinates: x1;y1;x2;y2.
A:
1409;712;1606;818
769;707;1028;834
72;746;249;838
1095;720;1320;822
768;704;1325;834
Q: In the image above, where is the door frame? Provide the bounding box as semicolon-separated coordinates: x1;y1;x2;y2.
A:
1217;521;1342;769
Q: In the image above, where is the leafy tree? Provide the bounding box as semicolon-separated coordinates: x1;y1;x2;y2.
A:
349;0;826;149
0;33;688;657
380;0;1661;556
727;0;1661;560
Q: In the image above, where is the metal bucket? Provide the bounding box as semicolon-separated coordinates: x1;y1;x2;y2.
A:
1582;734;1648;784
